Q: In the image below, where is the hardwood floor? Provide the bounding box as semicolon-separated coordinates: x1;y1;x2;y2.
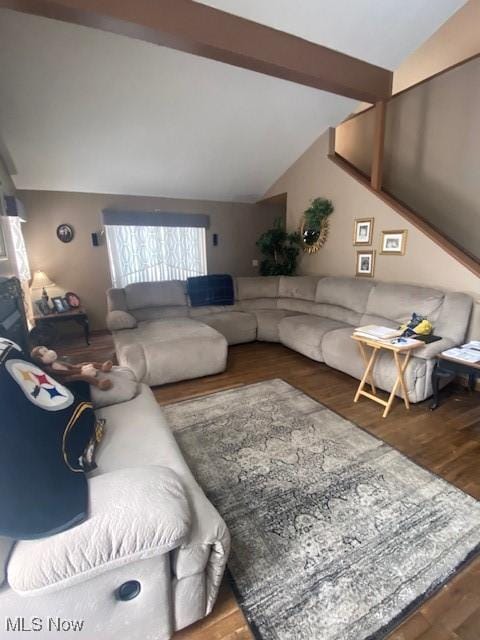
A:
61;333;480;640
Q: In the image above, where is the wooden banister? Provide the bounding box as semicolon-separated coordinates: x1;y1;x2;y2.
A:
370;101;386;192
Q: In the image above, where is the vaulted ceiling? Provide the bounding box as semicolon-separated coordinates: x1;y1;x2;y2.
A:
0;1;465;201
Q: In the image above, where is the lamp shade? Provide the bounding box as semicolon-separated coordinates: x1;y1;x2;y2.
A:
31;270;55;290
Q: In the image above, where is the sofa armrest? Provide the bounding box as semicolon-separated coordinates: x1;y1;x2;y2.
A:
8;467;191;595
106;310;137;331
414;337;456;360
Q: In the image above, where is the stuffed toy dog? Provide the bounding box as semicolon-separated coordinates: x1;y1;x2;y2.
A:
30;346;113;390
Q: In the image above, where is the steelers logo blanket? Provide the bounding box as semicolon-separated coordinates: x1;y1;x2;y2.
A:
0;338;92;539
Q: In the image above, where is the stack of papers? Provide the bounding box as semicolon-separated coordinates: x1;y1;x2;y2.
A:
442;341;480;364
354;325;403;340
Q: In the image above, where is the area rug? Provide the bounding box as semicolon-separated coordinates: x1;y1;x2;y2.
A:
164;379;480;640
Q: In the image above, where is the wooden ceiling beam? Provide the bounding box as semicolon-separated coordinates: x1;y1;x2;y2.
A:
1;0;393;103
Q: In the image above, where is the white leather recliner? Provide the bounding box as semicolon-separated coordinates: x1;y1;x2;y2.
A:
0;384;230;639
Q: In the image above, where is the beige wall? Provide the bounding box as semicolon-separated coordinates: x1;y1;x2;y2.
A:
353;0;480;113
336;55;480;259
393;0;480;94
20;190;284;329
265;132;480;334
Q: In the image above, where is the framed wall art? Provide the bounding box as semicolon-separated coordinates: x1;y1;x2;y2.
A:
356;250;375;278
353;218;374;245
56;224;74;243
381;230;407;255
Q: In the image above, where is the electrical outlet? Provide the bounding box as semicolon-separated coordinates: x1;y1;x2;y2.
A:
252;259;259;267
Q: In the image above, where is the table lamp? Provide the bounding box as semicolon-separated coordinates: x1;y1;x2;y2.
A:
31;270;56;304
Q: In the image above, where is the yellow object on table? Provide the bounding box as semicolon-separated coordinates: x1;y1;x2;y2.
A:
351;334;423;418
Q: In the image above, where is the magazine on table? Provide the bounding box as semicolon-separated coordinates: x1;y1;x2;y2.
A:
442;341;480;364
353;325;419;347
354;325;403;340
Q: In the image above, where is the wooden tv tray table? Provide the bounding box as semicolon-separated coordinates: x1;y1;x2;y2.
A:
430;352;480;410
351;334;422;418
31;307;90;346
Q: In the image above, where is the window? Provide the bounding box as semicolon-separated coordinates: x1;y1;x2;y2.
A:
7;217;31;282
105;224;207;288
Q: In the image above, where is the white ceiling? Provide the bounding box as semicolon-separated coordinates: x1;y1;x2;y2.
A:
196;0;466;68
0;1;465;202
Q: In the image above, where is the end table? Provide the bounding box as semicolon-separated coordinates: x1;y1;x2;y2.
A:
430;353;480;410
352;334;422;418
30;307;90;347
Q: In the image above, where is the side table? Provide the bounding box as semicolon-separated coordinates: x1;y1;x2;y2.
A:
30;308;90;347
430;354;480;410
352;334;422;418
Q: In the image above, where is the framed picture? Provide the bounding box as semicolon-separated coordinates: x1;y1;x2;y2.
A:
52;296;69;313
381;230;407;255
356;250;375;278
56;224;74;243
353;218;374;245
0;221;8;260
35;299;50;316
65;291;81;308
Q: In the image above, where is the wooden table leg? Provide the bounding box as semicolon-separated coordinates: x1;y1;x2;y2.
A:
430;361;441;410
383;350;412;418
396;350;411;409
75;315;90;346
358;341;376;394
354;347;379;403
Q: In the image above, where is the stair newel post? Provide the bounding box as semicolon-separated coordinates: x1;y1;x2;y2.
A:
328;127;336;157
371;100;387;192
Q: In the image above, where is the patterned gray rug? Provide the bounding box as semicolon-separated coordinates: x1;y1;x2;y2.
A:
164;379;480;640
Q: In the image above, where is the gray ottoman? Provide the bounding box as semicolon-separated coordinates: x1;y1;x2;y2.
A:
113;318;228;386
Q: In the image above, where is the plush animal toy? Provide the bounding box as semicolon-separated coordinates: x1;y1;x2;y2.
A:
30;346;113;390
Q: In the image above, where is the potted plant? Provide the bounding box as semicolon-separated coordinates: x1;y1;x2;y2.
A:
256;218;301;276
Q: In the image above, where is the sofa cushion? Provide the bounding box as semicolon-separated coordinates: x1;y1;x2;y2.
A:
106;287;128;312
252;310;303;342
364;282;444;324
106;310;137;331
95;384;231;547
238;297;278;310
113;318;227;386
125;281;187;310
278;315;348;362
278;276;319;301
321;327;369;381
90;367;139;409
132;306;189;322
199;312;257;345
432;292;472;343
315;276;374;313
322;327;428;402
236;276;279;300
311;303;362;327
187;274;234;307
276;298;315;314
189;305;239;317
8;466;191;595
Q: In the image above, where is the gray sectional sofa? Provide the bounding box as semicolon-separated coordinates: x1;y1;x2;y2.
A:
106;276;472;403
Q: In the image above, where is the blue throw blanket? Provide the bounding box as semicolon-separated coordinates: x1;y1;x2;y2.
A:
187;274;234;307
